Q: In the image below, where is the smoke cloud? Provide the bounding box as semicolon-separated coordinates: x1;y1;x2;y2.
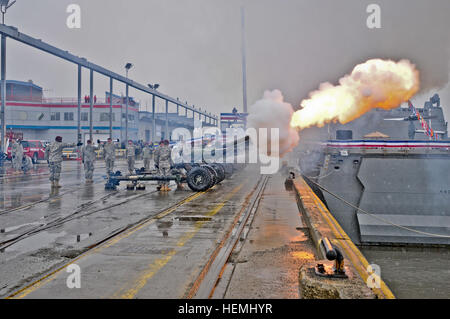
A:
247;90;299;157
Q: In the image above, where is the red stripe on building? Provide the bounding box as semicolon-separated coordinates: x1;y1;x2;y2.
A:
5;102;138;112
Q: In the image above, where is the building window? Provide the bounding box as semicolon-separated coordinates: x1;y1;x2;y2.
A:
64;112;74;121
100;112;115;122
81;112;88;121
128;114;134;121
50;112;60;121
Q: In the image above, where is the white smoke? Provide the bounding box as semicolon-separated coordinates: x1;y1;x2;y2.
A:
247;89;300;157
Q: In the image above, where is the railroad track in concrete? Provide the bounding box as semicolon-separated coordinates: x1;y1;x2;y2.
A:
0;177;109;216
0;164;132;216
6;188;211;299
186;174;270;299
0;186;164;251
4;165;252;299
0;164;106;180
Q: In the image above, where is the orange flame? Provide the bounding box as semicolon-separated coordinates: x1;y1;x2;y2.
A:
290;59;420;130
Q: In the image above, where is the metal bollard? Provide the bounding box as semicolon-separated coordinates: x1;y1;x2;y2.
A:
315;237;348;278
284;171;296;191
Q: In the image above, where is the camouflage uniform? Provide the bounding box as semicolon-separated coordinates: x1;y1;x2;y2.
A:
22;155;33;173
142;145;153;171
82;144;97;181
154;145;172;187
45;141;75;183
103;142;116;176
11;141;24;171
126;144;136;175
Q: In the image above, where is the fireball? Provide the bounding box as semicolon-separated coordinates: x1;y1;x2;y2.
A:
290;59;420;130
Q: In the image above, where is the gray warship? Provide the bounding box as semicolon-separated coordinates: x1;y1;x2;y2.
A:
298;94;450;246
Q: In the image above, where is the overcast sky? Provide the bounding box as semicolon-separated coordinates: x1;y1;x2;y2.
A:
4;0;450;118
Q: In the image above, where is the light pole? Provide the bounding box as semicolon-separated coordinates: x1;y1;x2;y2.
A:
0;0;15;153
147;83;159;90
0;0;16;25
124;63;133;143
148;84;160;142
125;63;133;79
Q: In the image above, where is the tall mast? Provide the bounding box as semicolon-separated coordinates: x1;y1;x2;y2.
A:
241;6;248;115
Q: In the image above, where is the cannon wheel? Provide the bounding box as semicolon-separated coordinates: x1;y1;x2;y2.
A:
202;165;218;188
221;163;234;178
210;163;225;183
186;167;213;192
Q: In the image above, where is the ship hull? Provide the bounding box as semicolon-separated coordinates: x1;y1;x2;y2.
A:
316;151;450;245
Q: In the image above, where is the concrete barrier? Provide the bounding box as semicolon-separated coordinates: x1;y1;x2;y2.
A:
293;176;395;299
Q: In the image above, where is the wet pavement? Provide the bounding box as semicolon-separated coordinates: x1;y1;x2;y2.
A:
223;174;315;299
0;159;153;296
1;163;265;298
0;161;114;211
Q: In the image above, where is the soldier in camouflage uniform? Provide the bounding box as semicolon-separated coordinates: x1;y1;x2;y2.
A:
82;140;97;183
22;155;33;174
142;142;153;171
103;138;116;176
126;140;136;175
10;139;24;174
45;136;78;188
154;140;172;191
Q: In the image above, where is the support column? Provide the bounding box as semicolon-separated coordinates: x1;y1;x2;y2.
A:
152;94;156;143
125;84;129;142
1;35;6;153
165;99;169;141
77;65;82;144
109;78;113;139
89;69;93;142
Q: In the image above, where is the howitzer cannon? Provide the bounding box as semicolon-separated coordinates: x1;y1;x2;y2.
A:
105;162;237;191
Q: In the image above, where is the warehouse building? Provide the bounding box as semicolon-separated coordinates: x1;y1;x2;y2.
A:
1;80;216;144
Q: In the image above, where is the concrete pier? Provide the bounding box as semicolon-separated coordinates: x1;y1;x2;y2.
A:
293;176;395;299
1;162;395;299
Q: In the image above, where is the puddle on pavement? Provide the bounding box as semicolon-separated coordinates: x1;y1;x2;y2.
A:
156;220;173;238
176;216;213;222
4;231;67;254
0;222;42;233
58;233;93;245
0;193;45;210
290;251;314;260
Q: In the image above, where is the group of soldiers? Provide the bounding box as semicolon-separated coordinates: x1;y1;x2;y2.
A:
125;139;173;191
43;136;173;191
9;139;33;174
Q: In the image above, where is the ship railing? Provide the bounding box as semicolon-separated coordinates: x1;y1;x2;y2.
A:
326;145;450;155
